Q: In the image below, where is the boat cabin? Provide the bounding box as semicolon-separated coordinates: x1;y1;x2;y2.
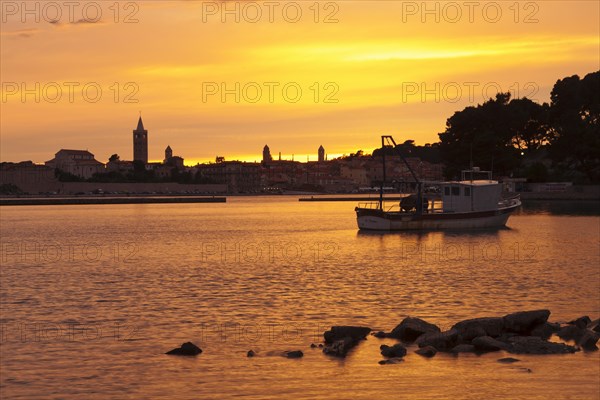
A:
441;169;501;213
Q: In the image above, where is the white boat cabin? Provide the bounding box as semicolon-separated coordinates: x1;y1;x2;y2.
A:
441;169;501;213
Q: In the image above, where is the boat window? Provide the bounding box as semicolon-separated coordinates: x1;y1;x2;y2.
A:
464;187;471;196
451;186;460;196
444;187;450;196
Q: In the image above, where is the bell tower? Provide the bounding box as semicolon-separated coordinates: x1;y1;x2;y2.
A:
133;116;148;163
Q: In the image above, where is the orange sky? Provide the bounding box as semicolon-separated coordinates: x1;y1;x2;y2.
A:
1;1;599;165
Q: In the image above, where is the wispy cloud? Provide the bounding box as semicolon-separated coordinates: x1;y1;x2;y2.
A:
1;28;40;39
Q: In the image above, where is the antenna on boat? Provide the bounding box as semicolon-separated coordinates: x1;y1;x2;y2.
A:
469;143;473;183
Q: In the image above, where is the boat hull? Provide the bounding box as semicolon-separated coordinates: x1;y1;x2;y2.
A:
356;202;520;231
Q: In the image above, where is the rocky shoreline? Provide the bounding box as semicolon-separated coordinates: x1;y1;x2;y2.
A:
166;310;599;365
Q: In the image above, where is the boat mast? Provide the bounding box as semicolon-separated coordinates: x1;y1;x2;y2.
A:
381;135;423;215
379;136;386;210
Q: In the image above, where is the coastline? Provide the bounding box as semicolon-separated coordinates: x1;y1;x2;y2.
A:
0;196;226;206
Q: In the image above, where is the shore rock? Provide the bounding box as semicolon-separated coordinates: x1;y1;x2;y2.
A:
451;344;476;353
506;336;578;355
166;342;202;356
285;350;304;358
578;331;599;351
530;322;561;340
472;336;507;352
557;325;586;342
380;344;407;358
568;316;592;330
452;317;504;339
373;331;387;338
415;346;437;357
388;317;440;342
416;329;459;351
503;310;550;334
324;326;371;344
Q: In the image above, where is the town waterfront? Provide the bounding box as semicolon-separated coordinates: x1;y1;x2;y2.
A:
0;197;599;399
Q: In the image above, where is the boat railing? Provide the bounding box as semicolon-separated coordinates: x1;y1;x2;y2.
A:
498;194;521;208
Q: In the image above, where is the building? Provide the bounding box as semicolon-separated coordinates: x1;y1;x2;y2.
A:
318;145;325;163
197;161;261;193
45;149;105;179
163;145;184;169
262;145;272;164
133;116;148;163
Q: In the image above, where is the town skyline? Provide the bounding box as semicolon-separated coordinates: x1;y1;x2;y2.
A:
2;1;598;165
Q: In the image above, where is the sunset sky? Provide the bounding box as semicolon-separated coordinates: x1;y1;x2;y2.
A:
1;1;598;165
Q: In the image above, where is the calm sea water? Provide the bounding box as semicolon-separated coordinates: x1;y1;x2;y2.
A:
1;197;599;399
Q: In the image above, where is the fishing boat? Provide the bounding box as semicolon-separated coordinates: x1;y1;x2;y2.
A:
355;136;521;231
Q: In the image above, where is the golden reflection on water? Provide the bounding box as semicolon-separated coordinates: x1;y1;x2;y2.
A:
0;197;598;398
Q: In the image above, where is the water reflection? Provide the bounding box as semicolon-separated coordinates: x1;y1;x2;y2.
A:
519;200;600;216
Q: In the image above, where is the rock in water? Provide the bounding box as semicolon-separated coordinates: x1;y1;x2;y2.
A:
247;350;256;357
497;357;520;363
380;344;407;358
378;357;404;365
503;310;550;334
285;350;304;358
567;316;592;330
578;331;600;351
166;342;202;356
557;325;586;342
416;329;459;351
415;346;437;357
388;317;440;342
506;336;578;355
322;326;371;357
530;322;561;340
451;344;476;353
323;337;355;357
373;331;387;338
323;326;371;344
452;317;505;339
472;336;507;352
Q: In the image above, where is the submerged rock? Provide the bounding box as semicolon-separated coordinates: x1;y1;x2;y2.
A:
166;342;202;356
285;350;304;358
416;329;459;351
497;357;520;363
388;317;440;342
380;344;407;358
452;317;504;339
415;346;437;357
506;336;578;355
503;310;550;334
378;357;404;365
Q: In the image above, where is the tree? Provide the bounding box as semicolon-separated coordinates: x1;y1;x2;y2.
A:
548;71;600;182
109;154;120;162
438;93;519;179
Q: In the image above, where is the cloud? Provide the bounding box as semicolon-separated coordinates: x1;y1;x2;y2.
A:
0;28;40;38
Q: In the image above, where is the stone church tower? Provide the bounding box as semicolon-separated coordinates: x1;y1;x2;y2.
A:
133;116;148;163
